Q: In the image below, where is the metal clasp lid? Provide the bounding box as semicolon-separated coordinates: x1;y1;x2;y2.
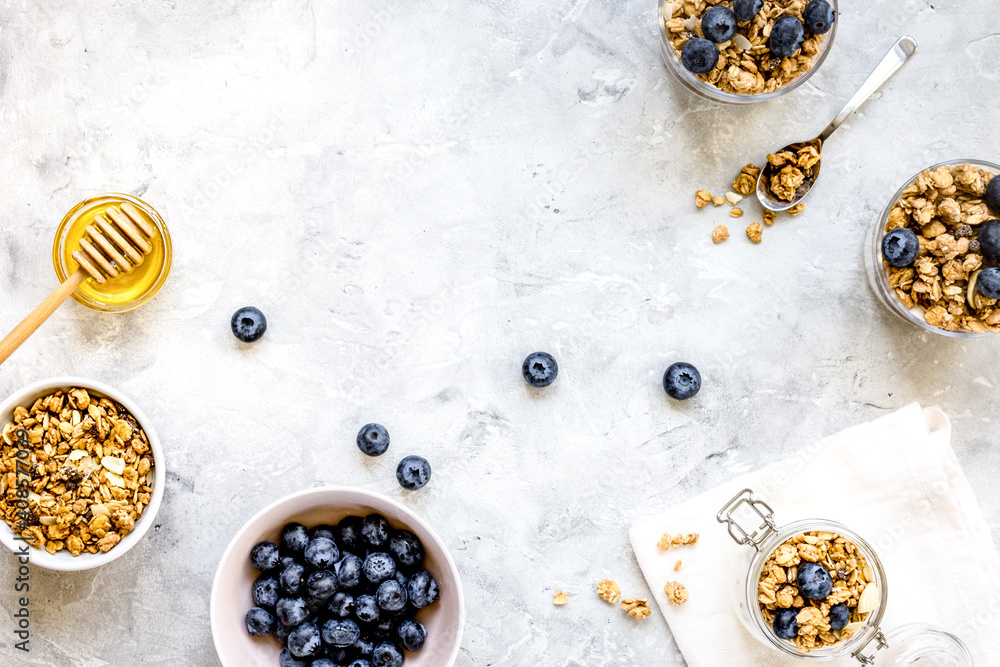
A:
716;488;777;551
852;630;888;664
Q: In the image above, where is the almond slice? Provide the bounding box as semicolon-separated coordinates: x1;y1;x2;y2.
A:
102;456;126;475
68;449;89;461
91;504;111;518
39;516;57;526
857;582;880;614
105;471;126;488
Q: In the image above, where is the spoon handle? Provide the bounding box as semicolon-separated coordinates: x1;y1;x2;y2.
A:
819;35;917;143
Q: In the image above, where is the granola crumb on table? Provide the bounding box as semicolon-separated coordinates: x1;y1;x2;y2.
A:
730;207;744;218
674;559;682;571
553;589;569;606
713;225;730;243
657;532;699;551
696;189;714;207
620;597;653;620
663;581;689;605
763;210;776;226
734;163;761;195
597;578;622;604
747;222;764;243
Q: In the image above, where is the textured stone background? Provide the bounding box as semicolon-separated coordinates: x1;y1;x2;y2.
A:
0;1;998;665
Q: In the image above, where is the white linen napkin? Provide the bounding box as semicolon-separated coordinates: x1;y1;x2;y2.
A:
629;403;1000;666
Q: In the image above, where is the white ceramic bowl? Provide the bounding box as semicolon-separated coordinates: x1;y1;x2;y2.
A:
211;487;465;667
0;376;165;571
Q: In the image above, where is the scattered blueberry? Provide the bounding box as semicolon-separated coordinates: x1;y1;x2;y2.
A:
797;562;834;600
829;603;850;630
733;0;763;21
322;618;362;647
245;607;275;636
279;647;309;667
986;176;1000;215
281;523;311;555
327;591;355;619
336;553;364;590
252;575;281;609
397;619;427;652
388;530;424;571
773;608;799;639
250;540;280;571
701;6;737;43
279;561;307;595
681;38;719;75
357;423;391;456
304;537;340;570
287;620;322;658
881;228;920;267
376;579;408;612
305;570;339;602
231;306;267;343
372;642;404;667
977;267;1000;300
803;0;836;34
979;220;1000;260
522;351;558;387
363;552;397;585
309;524;337;541
354;594;381;623
396;456;431;490
406;571;440;609
663;362;701;400
276;596;310;627
361;514;392;549
768;16;805;58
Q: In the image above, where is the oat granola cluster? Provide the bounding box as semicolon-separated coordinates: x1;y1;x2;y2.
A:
767;142;821;201
664;0;826;95
882;164;1000;333
697;162;804;244
758;531;879;653
0;388;155;556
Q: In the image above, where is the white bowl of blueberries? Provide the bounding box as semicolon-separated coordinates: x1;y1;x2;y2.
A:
210;487;464;667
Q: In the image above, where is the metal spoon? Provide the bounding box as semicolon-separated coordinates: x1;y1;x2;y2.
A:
757;35;918;212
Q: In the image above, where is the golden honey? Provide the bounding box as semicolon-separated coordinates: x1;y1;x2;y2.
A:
52;194;171;312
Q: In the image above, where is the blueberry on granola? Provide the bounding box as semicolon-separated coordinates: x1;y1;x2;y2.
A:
245;607;275;636
252;574;281;609
977;267;1000;300
773;608;799;639
357;423;391;456
522;351;559;387
985;175;1000;215
701;6;737;43
733;0;763;21
231;306;267;342
281;522;311;555
881;228;920;268
829;603;851;630
979;220;1000;260
802;0;835;34
681;38;720;75
396;455;432;490
663;362;701;400
797;562;833;600
250;540;280;571
287;620;323;658
768;16;805;59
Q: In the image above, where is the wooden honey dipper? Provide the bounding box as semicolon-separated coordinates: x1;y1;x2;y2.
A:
0;202;157;365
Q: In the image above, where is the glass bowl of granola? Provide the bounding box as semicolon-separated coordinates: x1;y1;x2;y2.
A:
659;0;838;104
865;160;1000;337
0;377;164;571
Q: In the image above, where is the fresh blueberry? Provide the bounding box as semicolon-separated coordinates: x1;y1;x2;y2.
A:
250;541;280;571
276;596;310;627
881;227;920;267
279;647;309;667
396;455;431;490
305;570;338;602
393;570;408;586
245;607;275;636
338;515;365;552
376;579;408;612
336;553;364;590
353;637;375;658
361;514;392;549
797;562;834;600
663;362;701;400
406;571;440;609
274;621;292;646
304;537;340;570
733;0;763;21
327;591;354;619
388;530;424;571
354;594;381;623
979;220;1000;260
279;561;307;595
322;618;362;647
281;523;311;555
347;661;373;667
372;642;404;667
397;619;427;652
357;423;391;456
252;575;281;609
311;660;338;667
328;649;351;664
986;176;1000;215
701;6;737;43
803;0;836;34
681;38;719;75
768;16;805;58
773;608;799;639
370;614;398;641
363;552;397;585
522;351;558;387
231;306;267;343
287;621;323;658
829;603;851;630
977;267;1000;300
309;524;337;541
